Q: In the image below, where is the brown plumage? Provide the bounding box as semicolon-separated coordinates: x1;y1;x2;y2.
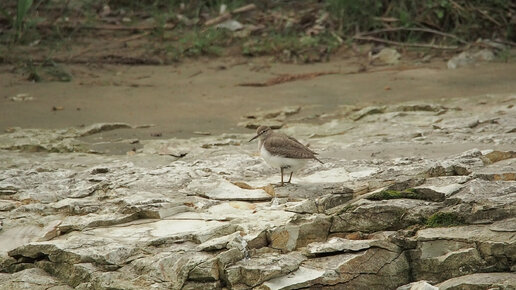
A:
249;125;323;186
263;134;323;163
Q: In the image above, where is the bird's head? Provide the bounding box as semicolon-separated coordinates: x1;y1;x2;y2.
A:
249;125;272;142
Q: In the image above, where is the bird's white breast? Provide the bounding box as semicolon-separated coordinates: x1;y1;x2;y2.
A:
260;145;307;173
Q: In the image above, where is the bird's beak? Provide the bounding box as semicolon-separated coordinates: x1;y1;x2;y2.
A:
249;133;260;142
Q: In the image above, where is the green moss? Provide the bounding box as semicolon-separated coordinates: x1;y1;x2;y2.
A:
367;188;420;200
425;212;464;228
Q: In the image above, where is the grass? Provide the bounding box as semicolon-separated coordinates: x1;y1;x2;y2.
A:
15;0;33;41
324;0;513;43
242;32;342;62
425;212;465;228
171;27;230;58
367;188;421;201
1;0;514;72
20;59;72;82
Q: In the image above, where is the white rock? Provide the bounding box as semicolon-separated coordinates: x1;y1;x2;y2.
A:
397;280;438;290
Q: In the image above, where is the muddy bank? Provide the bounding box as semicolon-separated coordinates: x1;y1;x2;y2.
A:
2;57;516;145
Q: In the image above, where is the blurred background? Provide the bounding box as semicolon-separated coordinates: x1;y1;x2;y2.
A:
1;0;514;63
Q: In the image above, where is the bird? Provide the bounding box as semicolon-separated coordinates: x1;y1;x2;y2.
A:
249;125;323;186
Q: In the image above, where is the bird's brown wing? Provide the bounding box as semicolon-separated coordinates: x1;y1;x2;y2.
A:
286;135;318;155
263;135;322;163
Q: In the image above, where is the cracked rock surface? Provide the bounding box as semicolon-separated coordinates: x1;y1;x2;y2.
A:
0;94;515;289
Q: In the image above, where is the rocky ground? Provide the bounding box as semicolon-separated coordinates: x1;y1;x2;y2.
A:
0;93;515;289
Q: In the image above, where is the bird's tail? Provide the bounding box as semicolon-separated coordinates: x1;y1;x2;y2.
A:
314;156;324;164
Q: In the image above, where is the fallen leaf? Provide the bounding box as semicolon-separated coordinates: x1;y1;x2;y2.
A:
345;232;365;240
229;201;256;210
232;181;255;190
260;184;276;197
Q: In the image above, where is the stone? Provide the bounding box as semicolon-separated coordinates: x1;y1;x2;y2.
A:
0;123;133;153
306;236;399;256
411;247;485;283
481;150;516;164
437;272;516;289
271;182;353;200
316;192;353;212
261;266;326;290
130;251;212;289
59;213;139;233
391;104;448;113
447;49;494;69
446;179;516;224
188;257;220;281
386;177;425;191
216;247;245;268
411;225;516;283
0;200;16;211
215;19;244;31
0;225;47;255
245;230;268;249
413;183;463;201
197;232;243;251
225;252;306;287
397;280;438;290
268;215;331;251
281;120;355;138
285;199;318;214
370;48;401;65
350;106;386;121
489;217;516;232
238;106;301;130
299;247;410;289
182;281;222;290
331;199;439;233
0;268;73;289
0;183;18;195
76;123;132;137
190;179;272;201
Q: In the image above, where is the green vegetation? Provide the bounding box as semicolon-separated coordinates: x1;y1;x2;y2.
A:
325;0;513;43
243;32;341;62
367;188;421;200
179;28;230;57
18;59;72;82
0;0;514;68
425;212;465;228
15;0;33;38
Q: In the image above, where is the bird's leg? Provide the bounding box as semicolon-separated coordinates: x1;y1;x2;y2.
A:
280;167;284;186
287;172;293;183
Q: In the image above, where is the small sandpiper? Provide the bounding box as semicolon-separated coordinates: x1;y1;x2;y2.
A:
249;125;323;186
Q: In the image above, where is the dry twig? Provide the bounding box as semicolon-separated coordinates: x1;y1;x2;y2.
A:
38;23;175;31
239;71;338;87
205;3;257;26
358;27;468;44
352;35;459;50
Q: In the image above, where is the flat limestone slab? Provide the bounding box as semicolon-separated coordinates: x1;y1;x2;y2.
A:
262;266;326;290
191;179;272;201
